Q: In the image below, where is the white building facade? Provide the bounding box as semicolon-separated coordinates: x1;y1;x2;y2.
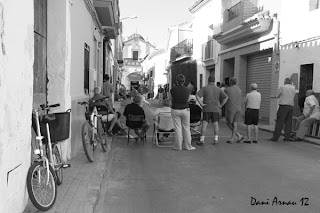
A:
122;33;156;90
0;0;121;212
141;49;167;96
189;0;223;89
279;0;320;115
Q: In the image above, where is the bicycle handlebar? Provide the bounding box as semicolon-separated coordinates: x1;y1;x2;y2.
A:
36;103;60;111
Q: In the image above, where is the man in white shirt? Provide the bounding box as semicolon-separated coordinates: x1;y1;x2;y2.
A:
269;78;296;142
290;90;320;141
243;83;261;144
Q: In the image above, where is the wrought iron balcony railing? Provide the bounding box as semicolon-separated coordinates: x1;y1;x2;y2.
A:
170;39;193;62
202;40;216;61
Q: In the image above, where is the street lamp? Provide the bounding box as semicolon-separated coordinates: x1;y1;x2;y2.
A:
120;15;138;21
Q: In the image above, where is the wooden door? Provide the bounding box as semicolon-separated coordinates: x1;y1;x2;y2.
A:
33;0;47;107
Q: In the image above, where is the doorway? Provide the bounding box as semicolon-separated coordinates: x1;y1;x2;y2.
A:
33;0;47;108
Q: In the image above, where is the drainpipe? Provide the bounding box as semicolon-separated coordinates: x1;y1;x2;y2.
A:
273;13;280;55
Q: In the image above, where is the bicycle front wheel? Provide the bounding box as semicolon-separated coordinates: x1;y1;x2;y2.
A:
97;119;108;152
52;146;63;185
81;122;95;162
26;161;57;211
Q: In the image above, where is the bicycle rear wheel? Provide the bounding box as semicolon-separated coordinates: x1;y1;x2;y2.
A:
97;119;108;152
81;122;95;162
52;145;63;185
26;161;57;211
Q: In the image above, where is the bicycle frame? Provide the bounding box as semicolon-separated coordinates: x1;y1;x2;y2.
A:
32;108;52;185
32;104;70;184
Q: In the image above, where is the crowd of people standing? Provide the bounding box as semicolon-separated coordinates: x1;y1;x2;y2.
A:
98;73;319;147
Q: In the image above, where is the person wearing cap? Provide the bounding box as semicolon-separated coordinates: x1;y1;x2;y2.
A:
243;83;261;144
269;78;296;142
196;76;228;145
290;90;320;141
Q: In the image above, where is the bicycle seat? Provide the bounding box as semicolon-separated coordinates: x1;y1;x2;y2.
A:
42;114;56;124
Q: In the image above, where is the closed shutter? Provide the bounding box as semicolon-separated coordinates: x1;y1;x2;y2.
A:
246;50;272;120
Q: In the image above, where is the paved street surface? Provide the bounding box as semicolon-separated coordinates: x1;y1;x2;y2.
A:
24;99;320;213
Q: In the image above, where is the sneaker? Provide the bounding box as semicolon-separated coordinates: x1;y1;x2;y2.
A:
243;140;252;144
125;135;134;139
252;140;258;143
226;140;233;144
186;147;196;151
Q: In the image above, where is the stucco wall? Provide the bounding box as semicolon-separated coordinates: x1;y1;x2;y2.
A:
280;0;320;45
0;1;34;212
279;0;320;93
70;0;103;99
280;41;320;93
191;0;223;89
69;0;104;157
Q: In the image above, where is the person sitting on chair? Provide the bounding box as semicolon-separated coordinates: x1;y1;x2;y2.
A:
153;99;174;142
124;95;150;141
89;87;117;136
290;90;320;141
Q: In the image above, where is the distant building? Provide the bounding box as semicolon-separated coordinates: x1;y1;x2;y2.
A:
164;21;194;90
141;49;167;97
122;33;157;90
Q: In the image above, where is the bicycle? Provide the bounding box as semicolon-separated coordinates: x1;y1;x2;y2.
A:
78;97;109;162
27;103;71;211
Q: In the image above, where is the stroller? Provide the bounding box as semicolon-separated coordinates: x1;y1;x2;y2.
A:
189;102;202;140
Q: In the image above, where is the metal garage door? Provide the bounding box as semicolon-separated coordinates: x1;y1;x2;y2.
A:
246;50;272;120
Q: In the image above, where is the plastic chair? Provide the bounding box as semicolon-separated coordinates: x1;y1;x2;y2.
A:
126;114;147;144
152;112;175;147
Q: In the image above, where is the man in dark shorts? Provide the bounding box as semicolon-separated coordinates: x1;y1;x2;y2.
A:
196;76;228;145
224;77;244;144
243;83;261;144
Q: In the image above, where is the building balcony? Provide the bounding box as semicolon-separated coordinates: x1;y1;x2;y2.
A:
222;0;261;33
202;40;216;64
213;10;272;46
170;39;193;62
93;0;120;39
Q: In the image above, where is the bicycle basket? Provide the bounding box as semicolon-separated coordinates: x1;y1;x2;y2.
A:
32;109;71;144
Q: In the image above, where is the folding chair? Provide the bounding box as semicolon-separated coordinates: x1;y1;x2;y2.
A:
152;112;175;147
126;114;147;144
189;104;202;139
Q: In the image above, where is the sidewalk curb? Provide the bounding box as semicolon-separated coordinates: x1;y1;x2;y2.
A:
258;126;320;146
85;137;113;213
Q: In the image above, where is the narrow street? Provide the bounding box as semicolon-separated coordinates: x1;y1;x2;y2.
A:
94;99;320;213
